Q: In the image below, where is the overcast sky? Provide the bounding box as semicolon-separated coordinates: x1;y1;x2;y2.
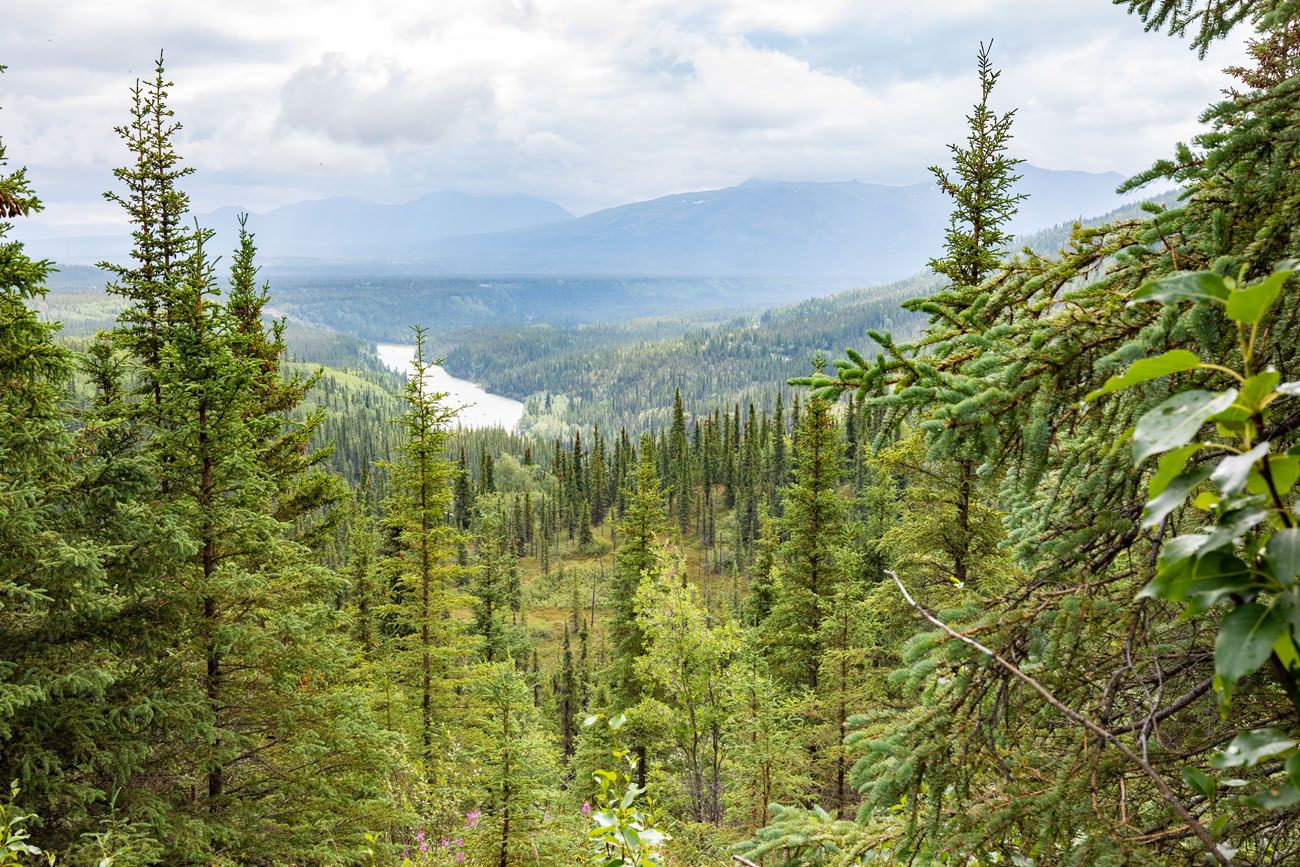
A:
1;0;1249;235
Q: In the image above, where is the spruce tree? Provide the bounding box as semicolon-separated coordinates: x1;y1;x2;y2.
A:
0;82;145;850
473;663;559;867
760;396;847;691
471;506;517;663
379;326;470;767
610;435;668;707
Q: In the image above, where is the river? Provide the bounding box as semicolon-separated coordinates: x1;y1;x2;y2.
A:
374;344;526;432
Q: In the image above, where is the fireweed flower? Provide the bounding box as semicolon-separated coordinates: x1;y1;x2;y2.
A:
416;829;426;843
581;802;592;817
455;853;466;863
465;809;482;829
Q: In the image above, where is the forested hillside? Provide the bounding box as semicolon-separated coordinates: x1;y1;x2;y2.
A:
4;3;1300;866
442;196;1176;438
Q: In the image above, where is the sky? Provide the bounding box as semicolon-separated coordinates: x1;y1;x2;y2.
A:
1;0;1250;236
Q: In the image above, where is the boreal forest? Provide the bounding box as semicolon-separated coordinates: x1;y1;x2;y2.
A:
4;1;1300;865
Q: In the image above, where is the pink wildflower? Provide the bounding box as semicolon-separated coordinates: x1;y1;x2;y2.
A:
465;809;482;829
455;853;466;863
581;802;592;817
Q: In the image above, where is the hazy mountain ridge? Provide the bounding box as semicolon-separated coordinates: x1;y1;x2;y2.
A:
23;165;1135;280
416;165;1135;279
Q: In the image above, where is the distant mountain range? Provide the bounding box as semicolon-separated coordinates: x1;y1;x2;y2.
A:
22;165;1137;281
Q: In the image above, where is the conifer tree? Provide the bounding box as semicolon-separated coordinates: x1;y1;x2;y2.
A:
927;41;1025;295
380;326;469;766
473;663;559;867
558;624;578;757
454;446;475;529
471;507;517;663
669;389;692;532
0;83;142;849
760;396;847;691
610;435;668;707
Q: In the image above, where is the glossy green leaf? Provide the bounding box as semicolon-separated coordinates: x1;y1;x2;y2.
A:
1131;271;1230;305
1211;442;1269;496
1181;766;1215;799
1267;529;1300;589
1132;389;1238;464
1211;728;1297;769
1085;349;1201;403
1141;465;1212;528
1225;271;1288;324
1216;603;1287;685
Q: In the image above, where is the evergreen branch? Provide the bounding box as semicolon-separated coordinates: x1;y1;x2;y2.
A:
886;569;1231;866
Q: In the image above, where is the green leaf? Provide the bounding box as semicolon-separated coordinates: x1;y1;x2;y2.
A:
1248;783;1300;810
1212;442;1270;496
1131;271;1230;305
1181;766;1216;799
1267;530;1300;590
608;713;627;731
1133;389;1239;464
1216;603;1288;685
1211;728;1297;769
1085;349;1201;403
1234;369;1281;415
1141;465;1212;529
1247;455;1300;497
1141;535;1208;601
1184;553;1261;614
1286;752;1300;787
1225;271;1289;324
1195;506;1268;556
1148;444;1202;498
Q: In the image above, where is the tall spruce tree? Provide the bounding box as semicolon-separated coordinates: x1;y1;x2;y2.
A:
379;326;470;767
610;435;668;707
760;396;847;692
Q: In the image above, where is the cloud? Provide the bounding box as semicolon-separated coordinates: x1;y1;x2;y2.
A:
0;0;1253;234
279;54;495;146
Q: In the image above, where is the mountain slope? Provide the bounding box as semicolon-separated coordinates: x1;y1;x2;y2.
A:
412;165;1133;279
22;191;573;264
25;166;1131;279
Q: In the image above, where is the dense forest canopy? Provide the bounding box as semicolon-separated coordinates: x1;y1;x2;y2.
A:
3;1;1300;865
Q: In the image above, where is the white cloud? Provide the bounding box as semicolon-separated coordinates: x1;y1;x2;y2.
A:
0;0;1252;234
